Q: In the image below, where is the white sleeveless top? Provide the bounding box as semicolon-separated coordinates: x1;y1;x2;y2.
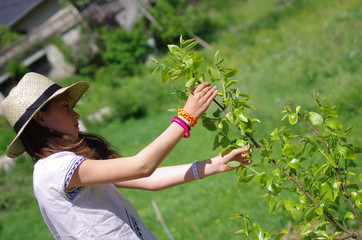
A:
33;151;157;240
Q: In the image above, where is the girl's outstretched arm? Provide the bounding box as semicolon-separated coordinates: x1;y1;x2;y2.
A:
67;83;217;190
113;145;253;191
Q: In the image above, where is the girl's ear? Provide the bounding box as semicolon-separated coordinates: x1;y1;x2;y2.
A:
34;111;47;127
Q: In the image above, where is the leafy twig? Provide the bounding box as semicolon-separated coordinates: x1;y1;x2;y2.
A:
289;103;362;230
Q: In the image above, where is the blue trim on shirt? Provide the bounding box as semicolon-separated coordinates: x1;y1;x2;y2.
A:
64;156;86;200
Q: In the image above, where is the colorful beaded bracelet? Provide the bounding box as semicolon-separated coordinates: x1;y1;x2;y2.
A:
178;109;197;127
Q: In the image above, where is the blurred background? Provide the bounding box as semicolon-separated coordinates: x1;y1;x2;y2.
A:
0;0;361;239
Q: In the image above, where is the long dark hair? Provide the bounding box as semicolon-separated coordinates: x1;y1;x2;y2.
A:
20;119;119;163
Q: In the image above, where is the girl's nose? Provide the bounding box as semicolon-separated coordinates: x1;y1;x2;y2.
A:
72;109;80;120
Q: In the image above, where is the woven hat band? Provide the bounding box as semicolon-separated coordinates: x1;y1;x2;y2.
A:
13;84;62;133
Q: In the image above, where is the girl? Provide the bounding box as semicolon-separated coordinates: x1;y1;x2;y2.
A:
1;72;252;239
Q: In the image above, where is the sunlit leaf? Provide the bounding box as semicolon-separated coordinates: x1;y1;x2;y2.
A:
234;108;249;122
282;143;296;158
358;189;362;201
256;172;269;187
314;230;329;238
344;212;354;219
288;158;301;169
309;112;323;126
288;113;298;125
184;40;198;50
270;128;279;141
338;145;356;159
243;216;249;239
252;223;263;240
274;230;288;240
284;199;294;211
228;161;241;168
326;120;343;130
300;223;313;236
168;44;183;57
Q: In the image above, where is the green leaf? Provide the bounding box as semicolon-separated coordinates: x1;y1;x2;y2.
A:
304;135;319;146
161;68;171;82
243;216;249;239
266;178;275;192
256;172;269;187
213;50;222;65
344;211;354;219
321;183;333;201
184;40;198;50
288;158;301;169
259;138;268;148
338;145;356;159
208;67;219;80
185;78;197;90
319;150;338;168
304;207;315;222
291;208;303;222
192;52;203;69
152;65;161;75
274;230;288;240
202;118;217;131
218;120;230;135
183;67;193;80
224;69;239;78
288;113;298;125
282;143;296;158
252;223;263;240
234;108;249;122
226;112;235;124
284;199;294;211
228;161;241;168
225;80;238;89
315;221;329;230
171;69;182;80
309;112;323;127
268;196;274;213
358;189;362;201
318;105;339;117
270;128;279;141
300;223;313;236
150;57;159;64
233;229;245;235
314;230;329;238
167;44;183;57
316;204;324;216
326;120;343;130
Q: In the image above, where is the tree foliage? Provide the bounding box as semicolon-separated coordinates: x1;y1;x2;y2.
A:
153;37;361;239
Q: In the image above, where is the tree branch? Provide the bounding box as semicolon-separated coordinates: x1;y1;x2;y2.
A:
288;103;362;230
209;98;358;236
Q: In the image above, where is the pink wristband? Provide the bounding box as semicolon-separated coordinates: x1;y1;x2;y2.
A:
171;117;190;138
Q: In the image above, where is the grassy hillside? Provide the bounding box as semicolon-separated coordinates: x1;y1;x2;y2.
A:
0;0;361;239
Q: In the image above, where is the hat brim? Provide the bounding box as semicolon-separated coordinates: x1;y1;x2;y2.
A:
6;81;89;158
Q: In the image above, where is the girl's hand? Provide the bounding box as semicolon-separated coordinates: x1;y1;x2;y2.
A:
183;82;217;120
214;144;253;172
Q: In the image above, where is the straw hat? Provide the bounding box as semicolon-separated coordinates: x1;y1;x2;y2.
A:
0;72;89;158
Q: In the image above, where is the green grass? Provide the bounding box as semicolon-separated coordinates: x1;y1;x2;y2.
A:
0;0;361;239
